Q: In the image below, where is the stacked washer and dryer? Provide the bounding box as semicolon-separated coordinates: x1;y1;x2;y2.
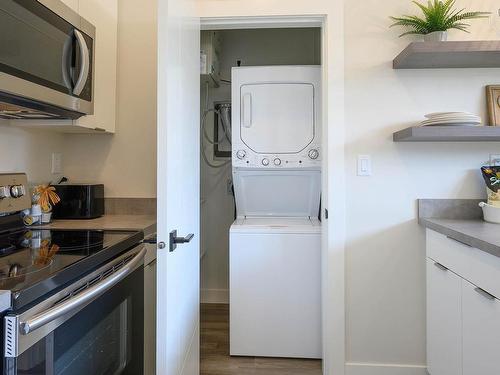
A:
229;66;322;359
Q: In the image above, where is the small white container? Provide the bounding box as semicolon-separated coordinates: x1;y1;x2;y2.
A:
479;202;500;224
41;212;52;224
424;31;448;42
30;204;42;224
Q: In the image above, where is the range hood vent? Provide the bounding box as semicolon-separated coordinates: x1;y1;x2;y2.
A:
0;92;83;120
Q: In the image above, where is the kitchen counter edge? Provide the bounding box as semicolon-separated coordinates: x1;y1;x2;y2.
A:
33;214;157;237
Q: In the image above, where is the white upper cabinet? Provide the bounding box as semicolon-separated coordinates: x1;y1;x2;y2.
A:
60;0;78;12
76;0;118;133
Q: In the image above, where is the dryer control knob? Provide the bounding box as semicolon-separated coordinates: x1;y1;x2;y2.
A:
236;150;246;159
274;158;281;166
308;149;319;160
261;158;270;166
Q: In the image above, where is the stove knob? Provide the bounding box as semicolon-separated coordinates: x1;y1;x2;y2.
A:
261;158;270;166
274;158;282;166
236;150;246;159
0;186;10;199
10;185;25;198
308;149;319;160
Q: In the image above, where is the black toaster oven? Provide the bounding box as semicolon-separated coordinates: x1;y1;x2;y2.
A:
51;184;104;219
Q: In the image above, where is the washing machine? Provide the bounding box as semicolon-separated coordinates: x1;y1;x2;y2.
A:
229;66;322;359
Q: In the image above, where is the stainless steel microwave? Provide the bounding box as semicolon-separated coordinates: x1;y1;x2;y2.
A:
0;0;95;120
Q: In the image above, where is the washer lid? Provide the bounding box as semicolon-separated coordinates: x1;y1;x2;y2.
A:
239;83;315;154
233;169;321;218
230;217;321;234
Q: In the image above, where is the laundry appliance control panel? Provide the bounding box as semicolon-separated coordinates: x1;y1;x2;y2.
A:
233;147;321;168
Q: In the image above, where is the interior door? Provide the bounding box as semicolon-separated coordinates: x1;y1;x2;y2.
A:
157;0;200;373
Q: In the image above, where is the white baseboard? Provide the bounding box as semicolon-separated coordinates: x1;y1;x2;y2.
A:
201;288;229;304
346;363;427;375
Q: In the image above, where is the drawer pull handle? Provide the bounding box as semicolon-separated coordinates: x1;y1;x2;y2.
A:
446;236;472;248
474;287;496;301
433;262;448;271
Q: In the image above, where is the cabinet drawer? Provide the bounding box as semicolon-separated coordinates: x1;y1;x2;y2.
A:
462;279;500;375
426;229;500;299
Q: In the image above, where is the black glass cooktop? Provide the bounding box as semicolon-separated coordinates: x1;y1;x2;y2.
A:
0;228;143;311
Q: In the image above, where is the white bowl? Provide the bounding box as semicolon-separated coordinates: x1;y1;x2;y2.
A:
479;202;500;224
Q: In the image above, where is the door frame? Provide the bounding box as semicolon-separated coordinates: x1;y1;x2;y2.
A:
201;15;345;375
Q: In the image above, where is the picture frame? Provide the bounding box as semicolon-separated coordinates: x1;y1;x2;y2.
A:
486;85;500;126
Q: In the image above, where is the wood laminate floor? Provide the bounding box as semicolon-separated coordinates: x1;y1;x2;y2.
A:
200;304;322;375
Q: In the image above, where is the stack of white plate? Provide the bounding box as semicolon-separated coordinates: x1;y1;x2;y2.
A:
420;112;482;127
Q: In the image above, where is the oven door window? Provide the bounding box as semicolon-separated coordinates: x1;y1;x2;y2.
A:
7;268;144;375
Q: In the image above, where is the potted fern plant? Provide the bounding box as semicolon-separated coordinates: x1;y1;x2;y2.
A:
390;0;490;42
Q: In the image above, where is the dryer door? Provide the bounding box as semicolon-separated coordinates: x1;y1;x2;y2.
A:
240;83;315;154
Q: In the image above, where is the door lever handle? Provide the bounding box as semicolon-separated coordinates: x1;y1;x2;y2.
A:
169;230;194;252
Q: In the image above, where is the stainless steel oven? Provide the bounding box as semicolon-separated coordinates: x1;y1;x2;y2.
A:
3;245;145;375
0;0;95;119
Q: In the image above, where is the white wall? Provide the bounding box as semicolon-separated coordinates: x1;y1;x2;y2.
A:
200;28;321;303
0;120;65;184
62;0;157;198
345;0;498;369
199;0;500;374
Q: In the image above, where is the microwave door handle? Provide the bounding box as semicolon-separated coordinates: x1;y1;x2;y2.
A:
61;35;73;90
19;247;147;335
73;29;90;96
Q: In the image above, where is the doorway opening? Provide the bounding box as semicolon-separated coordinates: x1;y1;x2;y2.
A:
199;24;324;375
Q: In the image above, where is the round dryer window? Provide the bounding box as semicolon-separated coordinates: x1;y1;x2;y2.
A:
239;83;315;154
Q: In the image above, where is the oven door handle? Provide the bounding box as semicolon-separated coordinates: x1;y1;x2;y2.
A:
19;247;147;335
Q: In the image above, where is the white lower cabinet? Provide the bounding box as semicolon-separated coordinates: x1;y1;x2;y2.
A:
426;229;500;375
462;280;500;375
426;258;462;375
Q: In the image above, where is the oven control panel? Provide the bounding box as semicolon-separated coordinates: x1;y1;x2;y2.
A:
0;173;30;214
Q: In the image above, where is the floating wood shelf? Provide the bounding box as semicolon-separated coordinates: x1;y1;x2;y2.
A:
393;126;500;142
393;41;500;69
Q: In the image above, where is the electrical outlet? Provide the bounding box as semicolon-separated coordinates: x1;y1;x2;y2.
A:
490;154;500;166
51;153;63;174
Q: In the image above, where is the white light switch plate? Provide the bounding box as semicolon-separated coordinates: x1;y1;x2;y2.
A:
357;155;372;176
51;153;63;174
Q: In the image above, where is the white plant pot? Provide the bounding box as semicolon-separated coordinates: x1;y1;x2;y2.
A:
479;202;500;224
424;31;448;42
